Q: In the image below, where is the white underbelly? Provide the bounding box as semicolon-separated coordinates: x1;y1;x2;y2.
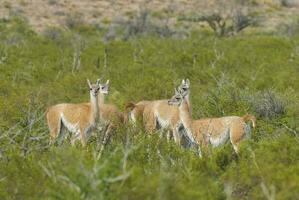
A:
209;129;230;147
155;112;171;129
60;113;79;134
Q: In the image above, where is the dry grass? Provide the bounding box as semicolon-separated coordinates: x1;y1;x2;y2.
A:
0;0;298;32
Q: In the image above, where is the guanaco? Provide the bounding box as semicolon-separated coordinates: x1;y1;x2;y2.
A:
46;79;101;146
124;79;193;144
168;87;256;153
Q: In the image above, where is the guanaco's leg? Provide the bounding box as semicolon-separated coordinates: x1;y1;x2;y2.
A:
172;126;182;145
166;130;173;142
71;129;80;146
229;121;246;154
143;109;156;134
98;123;114;158
47;110;61;145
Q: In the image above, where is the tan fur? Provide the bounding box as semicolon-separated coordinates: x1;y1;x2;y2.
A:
80;94;122;150
192;115;255;153
92;91;125;157
46;103;95;144
46;81;100;146
169;88;256;153
126;80;190;144
242;114;256;128
124;99;182;143
84;97;123;126
125;101;151;124
143;100;182;143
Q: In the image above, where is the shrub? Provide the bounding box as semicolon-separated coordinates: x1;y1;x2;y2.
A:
65;13;85;29
179;2;257;37
42;27;63;41
105;9;176;41
277;0;298;7
48;0;58;5
250;90;286;119
279;19;299;36
0;20;299;199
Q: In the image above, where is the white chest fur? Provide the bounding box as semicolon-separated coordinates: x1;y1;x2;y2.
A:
60;113;79;134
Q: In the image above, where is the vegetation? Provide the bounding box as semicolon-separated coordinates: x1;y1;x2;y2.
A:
179;11;255;37
0;17;299;199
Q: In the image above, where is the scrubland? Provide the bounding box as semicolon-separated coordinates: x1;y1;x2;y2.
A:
0;13;299;199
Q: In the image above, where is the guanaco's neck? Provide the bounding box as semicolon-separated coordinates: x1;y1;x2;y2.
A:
185;93;192;114
179;97;196;143
90;93;99;124
98;93;105;105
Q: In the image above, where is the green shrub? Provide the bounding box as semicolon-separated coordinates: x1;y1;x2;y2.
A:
0;19;298;199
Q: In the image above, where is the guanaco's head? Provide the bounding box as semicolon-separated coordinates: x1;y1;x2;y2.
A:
168;88;184;106
98;79;110;95
178;79;190;97
87;79;100;97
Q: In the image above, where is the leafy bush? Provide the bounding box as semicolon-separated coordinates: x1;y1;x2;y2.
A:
0;19;299;199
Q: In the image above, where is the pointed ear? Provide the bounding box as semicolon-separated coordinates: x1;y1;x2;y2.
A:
186;79;190;85
96;78;101;85
106;80;110;85
87;79;92;88
175;88;179;95
182;79;185;84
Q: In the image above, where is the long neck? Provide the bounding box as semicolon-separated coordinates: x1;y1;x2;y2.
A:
98;93;105;105
90;93;99;124
179;97;196;143
185;92;192;114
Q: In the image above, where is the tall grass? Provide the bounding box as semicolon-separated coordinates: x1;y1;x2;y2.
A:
0;18;299;199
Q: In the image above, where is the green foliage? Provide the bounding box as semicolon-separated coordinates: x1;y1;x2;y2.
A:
0;18;299;199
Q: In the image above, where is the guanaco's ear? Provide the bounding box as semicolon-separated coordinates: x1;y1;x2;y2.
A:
186;78;190;86
96;78;101;86
175;88;180;95
87;79;92;88
182;79;185;84
106;79;110;85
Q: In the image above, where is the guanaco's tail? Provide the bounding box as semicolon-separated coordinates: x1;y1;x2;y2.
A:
122;102;137;124
242;114;256;128
124;102;136;112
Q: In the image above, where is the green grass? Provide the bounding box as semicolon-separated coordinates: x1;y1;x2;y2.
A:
0;18;299;199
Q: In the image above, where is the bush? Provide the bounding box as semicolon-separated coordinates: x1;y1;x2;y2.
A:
65;13;85;29
0;20;299;199
179;1;257;37
42;27;63;41
251;90;286;119
279;19;299;36
102;9;177;41
277;0;298;7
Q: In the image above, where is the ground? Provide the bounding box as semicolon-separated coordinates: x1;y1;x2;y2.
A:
0;0;299;32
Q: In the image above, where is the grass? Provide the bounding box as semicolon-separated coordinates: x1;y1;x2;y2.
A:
0;17;299;199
